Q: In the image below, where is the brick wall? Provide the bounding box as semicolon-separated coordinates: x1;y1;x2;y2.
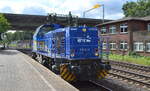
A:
99;21;130;54
98;20;150;56
128;20;147;31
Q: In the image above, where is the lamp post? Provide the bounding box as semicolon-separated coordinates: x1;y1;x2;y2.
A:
83;4;105;23
83;8;95;18
83;4;100;18
102;4;105;23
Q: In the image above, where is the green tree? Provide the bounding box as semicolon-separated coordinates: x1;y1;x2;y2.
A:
0;14;10;48
122;0;150;17
11;31;33;41
0;14;10;33
3;31;33;48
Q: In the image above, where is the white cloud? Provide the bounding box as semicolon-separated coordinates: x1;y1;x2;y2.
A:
106;13;124;20
0;0;51;14
22;6;46;15
1;6;13;13
0;0;137;19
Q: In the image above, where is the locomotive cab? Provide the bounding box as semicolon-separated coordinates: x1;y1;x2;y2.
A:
66;27;99;60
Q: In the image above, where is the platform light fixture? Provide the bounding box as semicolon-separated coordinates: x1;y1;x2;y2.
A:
83;4;105;23
93;4;101;9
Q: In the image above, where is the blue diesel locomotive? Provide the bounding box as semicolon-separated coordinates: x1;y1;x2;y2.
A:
32;24;111;82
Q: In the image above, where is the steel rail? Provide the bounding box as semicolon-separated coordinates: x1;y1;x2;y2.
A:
108;60;150;72
109;70;150;87
111;67;150;79
89;80;112;91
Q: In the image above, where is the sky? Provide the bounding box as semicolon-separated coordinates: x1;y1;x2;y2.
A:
0;0;137;20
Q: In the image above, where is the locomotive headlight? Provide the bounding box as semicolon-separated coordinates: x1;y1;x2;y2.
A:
95;48;99;56
71;53;75;57
82;28;86;32
95;53;99;56
71;49;75;57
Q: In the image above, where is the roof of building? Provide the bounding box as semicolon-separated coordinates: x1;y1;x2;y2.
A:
96;16;150;26
142;16;150;21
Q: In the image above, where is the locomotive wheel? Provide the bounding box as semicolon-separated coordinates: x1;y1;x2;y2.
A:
47;58;54;70
52;65;59;74
38;58;43;64
43;60;49;67
45;60;53;70
31;52;37;59
41;59;46;65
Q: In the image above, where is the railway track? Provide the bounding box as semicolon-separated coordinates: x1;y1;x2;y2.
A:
89;80;112;91
110;68;150;87
109;60;150;76
108;60;150;89
72;81;112;91
109;60;150;72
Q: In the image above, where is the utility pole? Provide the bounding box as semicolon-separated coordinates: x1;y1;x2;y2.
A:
102;4;105;23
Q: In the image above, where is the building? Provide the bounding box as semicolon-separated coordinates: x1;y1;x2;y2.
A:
96;16;150;56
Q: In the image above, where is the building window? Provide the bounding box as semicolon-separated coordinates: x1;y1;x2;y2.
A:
120;41;128;50
146;43;150;52
101;27;107;34
120;23;128;33
134;42;144;52
103;42;107;49
148;23;150;32
110;42;116;50
109;26;116;34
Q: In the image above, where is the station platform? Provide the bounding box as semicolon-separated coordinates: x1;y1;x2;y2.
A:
0;50;78;91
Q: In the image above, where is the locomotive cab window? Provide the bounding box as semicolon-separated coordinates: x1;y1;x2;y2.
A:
38;26;54;36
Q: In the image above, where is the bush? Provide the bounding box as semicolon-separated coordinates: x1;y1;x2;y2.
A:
109;53;150;66
128;51;141;57
128;51;134;56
